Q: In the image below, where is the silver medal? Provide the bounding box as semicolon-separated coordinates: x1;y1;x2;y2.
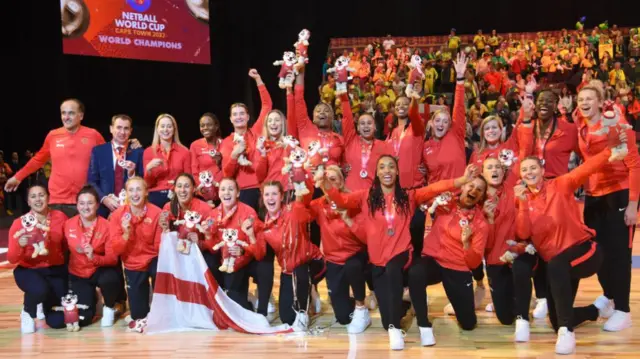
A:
459;218;469;227
118;160;128;168
387;228;395;236
360;169;368;178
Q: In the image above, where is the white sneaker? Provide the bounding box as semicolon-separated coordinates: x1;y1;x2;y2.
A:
36;303;45;320
532;298;548;319
443;303;455;316
474;285;486;309
555;327;576;355
347;306;371;334
485;303;494;312
593;295;615;319
603;310;632;332
365;292;378;310
514;318;530;342
419;327;436;346
21;310;35;334
268;295;276;313
313;295;322;314
101;306;116;327
292;310;309;332
387;325;405;350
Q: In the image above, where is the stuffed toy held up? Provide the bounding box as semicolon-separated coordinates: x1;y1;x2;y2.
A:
52;292;89;332
589;100;632;162
212;228;249;273
405;54;425;99
197;170;219;201
282;146;311;197
274;51;297;89
294;29;311;72
173;210;206;255
326;56;354;95
304;140;328;188
13;212;49;258
233;133;253;166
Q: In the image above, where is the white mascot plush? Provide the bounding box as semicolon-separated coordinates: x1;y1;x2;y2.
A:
326;56;354;95
233;133;253;166
405;54;425;99
52;292;89;332
498;149;516;168
173;211;206;255
13;212;49;258
213;228;249;273
294;29;311;72
304;140;328;188
274;51;297;89
282;146;311;197
589;100;632;162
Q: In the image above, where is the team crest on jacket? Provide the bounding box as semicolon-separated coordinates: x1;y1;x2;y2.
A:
127;0;151;12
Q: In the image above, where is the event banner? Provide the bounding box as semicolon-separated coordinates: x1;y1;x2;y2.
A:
61;0;210;64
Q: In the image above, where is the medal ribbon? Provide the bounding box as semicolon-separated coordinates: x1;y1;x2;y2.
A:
112;141;128;165
80;218;97;247
126;205;148;225
318;132;332;160
392;127;408;157
217;205;238;227
383;195;396;234
535;118;555;163
360;140;373;175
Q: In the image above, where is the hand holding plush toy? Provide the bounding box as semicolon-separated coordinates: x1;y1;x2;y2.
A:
212;228;249;273
173;211;206;255
304;140;328;188
405;54;426;99
232;133;253;166
13;212;49;258
197;170;219;201
294;29;311;73
590;100;632;162
282;146;311;197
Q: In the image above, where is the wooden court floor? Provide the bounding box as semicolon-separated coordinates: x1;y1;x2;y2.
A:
0;264;638;359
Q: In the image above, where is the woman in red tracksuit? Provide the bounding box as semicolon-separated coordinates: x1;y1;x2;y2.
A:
574;81;640;333
309;164;370;333
337;92;392;192
9;184;68;333
220;69;272;210
160;173;215;278
190;112;223;204
294;70;344;249
255;86;299;200
514;135;625;354
65;185;120;328
143;114;191;208
110;176;163;331
408;174;490;346
478;122;535;342
324;155;476;351
200;178;266;314
252;180;325;331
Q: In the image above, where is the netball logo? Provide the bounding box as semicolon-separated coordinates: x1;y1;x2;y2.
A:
127;0;151;12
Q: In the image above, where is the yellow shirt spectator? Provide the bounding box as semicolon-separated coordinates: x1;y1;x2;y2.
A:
376;94;392;113
449;36;461;49
322;83;336;105
473;35;486;49
609;69;625;86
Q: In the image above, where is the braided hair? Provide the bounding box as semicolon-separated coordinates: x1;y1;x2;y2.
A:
367;155;410;217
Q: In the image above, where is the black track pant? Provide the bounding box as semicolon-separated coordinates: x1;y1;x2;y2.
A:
325;251;368;325
486;252;537;324
69;267;121;326
372;251;410;330
279;259;326;325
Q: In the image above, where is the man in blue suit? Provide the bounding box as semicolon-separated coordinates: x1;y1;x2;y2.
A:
88;114;144;218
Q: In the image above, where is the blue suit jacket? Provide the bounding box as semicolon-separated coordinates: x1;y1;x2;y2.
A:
87;142;144;218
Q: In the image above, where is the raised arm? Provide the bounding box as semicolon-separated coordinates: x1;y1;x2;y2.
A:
325;187;366;210
451;53;470;140
556;147;611;194
249;69;273;133
414;165;477;204
286;88;298;139
339;93;357;145
294;72;316;137
408;98;425;138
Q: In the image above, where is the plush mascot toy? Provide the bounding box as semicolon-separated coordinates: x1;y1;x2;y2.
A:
213;228;249;273
294;29;311;73
52;292;88;332
405;54;425;99
173;211;206;255
13;212;49;258
274;51;297;89
590;100;632;162
282;146;311;197
326;56;354;95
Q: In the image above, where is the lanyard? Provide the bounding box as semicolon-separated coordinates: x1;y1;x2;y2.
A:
360;139;373;174
112;142;128;165
392;126;408;157
534;117;557;164
217;206;237;226
383;195;396;235
80;218;97;247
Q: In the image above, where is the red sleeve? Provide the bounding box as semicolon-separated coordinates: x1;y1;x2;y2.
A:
250;84;273;133
91;223;118;267
308;198;323;218
413;179;456;205
286;92;298;139
556;148;612;193
15;132;52;182
290;201;315;224
451;83;467;139
255;153;268;183
515;199;531;240
190;143;200;176
294;84;314;137
248;232;267;261
340;93;357;145
622;130;640;202
326;188;366;210
383;113;394;137
143;148;158;187
221;139;240;179
182;147;192;175
7;220;27;264
409;100;425;138
464;221;488;270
